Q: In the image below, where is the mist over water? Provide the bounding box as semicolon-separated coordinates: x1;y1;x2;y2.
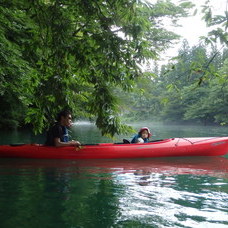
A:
71;121;228;144
1;121;227;145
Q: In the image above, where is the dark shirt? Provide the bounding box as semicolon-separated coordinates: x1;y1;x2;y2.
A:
45;123;69;146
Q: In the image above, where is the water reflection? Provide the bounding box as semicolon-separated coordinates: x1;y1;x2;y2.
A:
116;173;228;227
0;156;228;178
0;156;227;227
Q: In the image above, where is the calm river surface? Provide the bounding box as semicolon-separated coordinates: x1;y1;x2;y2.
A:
0;122;227;228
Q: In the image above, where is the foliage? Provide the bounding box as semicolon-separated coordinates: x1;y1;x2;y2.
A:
0;1;35;128
0;0;193;135
201;1;228;47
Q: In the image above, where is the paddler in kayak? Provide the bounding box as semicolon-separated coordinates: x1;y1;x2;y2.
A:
131;127;152;143
45;110;81;147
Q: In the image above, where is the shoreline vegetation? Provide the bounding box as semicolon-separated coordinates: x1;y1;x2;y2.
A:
1;1;227;135
2;42;228;132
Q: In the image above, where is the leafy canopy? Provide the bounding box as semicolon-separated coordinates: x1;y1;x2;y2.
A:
0;0;193;135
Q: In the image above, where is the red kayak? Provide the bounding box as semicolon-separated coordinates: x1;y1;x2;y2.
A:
0;137;228;159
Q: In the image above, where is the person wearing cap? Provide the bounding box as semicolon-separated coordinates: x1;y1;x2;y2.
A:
131;127;152;143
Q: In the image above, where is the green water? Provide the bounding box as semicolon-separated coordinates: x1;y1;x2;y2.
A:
0;122;228;228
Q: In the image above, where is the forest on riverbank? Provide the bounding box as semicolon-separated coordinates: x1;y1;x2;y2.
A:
121;42;228;126
0;0;227;135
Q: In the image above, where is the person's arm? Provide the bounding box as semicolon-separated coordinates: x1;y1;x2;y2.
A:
137;137;144;143
54;138;81;147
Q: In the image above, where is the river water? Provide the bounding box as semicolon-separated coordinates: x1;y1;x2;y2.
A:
0;122;227;228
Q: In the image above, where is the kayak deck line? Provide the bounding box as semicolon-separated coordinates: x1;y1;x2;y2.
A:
174;137;224;146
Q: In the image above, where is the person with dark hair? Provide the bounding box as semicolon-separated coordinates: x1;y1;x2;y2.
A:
45;110;80;147
131;127;152;143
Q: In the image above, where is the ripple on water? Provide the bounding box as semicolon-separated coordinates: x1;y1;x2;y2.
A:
114;172;228;228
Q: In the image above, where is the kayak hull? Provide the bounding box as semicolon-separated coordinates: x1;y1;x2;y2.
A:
0;137;228;159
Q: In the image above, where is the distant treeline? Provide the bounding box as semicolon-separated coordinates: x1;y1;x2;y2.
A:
121;42;228;126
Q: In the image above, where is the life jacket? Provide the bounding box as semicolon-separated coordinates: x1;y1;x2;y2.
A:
131;134;150;143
